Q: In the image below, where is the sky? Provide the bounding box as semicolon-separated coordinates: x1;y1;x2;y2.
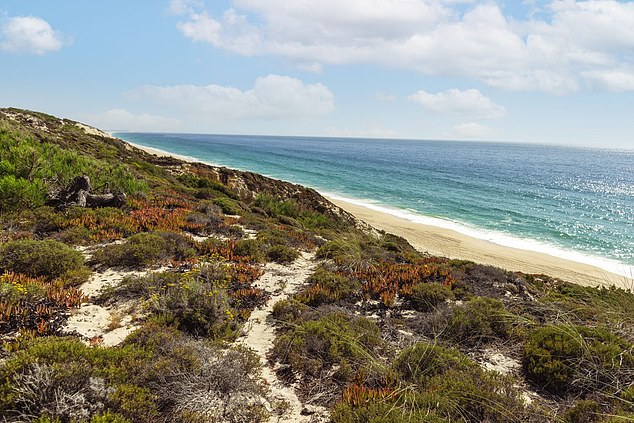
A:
1;0;633;148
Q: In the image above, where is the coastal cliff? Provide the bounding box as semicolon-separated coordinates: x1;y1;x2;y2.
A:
1;109;633;422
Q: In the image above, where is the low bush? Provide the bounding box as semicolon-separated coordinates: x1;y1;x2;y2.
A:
408;282;454;312
233;239;264;262
393;342;475;385
103;262;265;338
90;233;167;268
332;398;446;423
52;226;93;246
271;299;313;325
444;297;514;346
253;193;299;218
0;326;270;422
272;312;383;382
0;337;151;422
0;239;87;281
266;244;300;264
0;272;85;336
295;267;361;305
316;237;363;265
0;175;44;212
91;231;196;268
336;342;529;422
154;231;198;261
212;197;242;215
562;400;601;423
523;325;634;396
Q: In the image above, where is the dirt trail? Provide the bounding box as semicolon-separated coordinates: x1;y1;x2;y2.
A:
236;252;329;423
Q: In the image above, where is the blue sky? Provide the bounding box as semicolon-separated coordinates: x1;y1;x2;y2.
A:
1;0;633;148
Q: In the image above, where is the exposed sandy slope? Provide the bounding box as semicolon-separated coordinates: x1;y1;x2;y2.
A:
236;252;329;423
63;245;167;347
328;197;633;290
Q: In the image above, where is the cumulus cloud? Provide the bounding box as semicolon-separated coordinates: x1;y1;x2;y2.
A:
131;74;334;120
1;16;64;55
85;109;182;132
409;88;506;118
171;0;634;93
583;69;634;91
451;122;495;139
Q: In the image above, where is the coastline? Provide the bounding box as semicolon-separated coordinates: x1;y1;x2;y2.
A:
125;137;633;290
327;196;632;289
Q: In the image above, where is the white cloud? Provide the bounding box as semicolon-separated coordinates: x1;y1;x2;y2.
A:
1;16;64;55
132;74;334;120
84;109;181;132
583;69;634;91
409;88;506;118
172;0;634;93
168;0;204;15
451;122;495;139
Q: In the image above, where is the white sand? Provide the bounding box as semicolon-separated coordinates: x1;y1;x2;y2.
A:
236;252;329;423
328;196;633;289
63;261;167;347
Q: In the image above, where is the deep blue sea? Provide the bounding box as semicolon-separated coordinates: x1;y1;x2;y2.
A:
116;133;634;277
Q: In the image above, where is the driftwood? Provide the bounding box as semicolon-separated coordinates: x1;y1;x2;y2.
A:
47;175;126;209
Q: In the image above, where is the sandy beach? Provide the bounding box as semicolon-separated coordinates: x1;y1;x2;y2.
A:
327;196;633;289
126;139;632;290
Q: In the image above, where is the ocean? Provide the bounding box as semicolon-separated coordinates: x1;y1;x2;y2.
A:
116;132;634;278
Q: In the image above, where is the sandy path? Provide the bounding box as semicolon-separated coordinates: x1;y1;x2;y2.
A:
328;197;633;290
236;252;328;423
63;263;165;347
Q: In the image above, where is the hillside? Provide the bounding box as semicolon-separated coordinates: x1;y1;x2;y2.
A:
1;108;633;423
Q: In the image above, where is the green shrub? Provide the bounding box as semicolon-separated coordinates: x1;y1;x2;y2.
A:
332;400;446;423
295;267;361;305
266;244;300;264
213;197;242;215
90;412;132;423
339;342;528;423
316;237;362;262
90;233;168;268
523;325;634;395
0;337;151;421
562;400;601;423
53;226;93;246
0;239;87;281
0;175;44;211
423;367;525;422
109;384;158;423
444;297;513;346
408;282;454;312
253;194;299;218
234;239;264;262
154;231;198;260
393;342;475;385
0;126;147;202
271;299;312;325
272;312;383;381
99;271;181;303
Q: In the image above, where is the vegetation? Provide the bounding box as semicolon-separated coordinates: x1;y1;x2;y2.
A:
90;231;197;268
1;109;633;422
0;239;88;282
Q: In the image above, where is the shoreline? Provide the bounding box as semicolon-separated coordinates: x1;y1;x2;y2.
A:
327;196;632;289
123;137;633;290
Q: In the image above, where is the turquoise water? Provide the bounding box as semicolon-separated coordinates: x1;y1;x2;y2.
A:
117;133;634;277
